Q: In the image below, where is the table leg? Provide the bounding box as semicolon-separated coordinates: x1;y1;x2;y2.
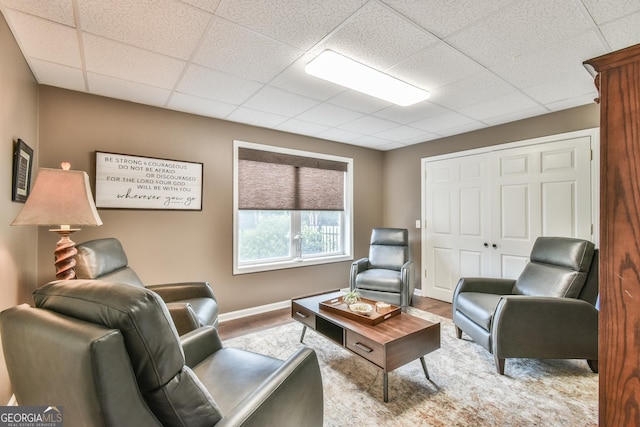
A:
383;372;388;402
420;356;430;380
299;325;307;343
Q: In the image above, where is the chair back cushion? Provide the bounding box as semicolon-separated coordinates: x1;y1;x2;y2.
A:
33;280;222;427
513;237;595;298
0;304;163;427
368;228;409;271
75;238;145;287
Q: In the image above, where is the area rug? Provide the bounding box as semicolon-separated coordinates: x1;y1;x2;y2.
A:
223;308;598;426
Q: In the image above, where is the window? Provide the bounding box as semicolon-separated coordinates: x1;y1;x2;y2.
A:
233;141;353;274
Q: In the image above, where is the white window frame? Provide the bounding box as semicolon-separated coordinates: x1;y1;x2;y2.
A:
233;140;354;274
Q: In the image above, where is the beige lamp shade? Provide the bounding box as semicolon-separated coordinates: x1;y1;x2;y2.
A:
11;167;103;227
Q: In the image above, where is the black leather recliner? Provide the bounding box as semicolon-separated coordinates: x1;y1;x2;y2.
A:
350;228;414;308
0;280;324;427
452;236;599;375
75;237;218;335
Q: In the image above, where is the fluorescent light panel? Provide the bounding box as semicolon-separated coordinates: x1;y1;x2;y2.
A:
305;50;429;107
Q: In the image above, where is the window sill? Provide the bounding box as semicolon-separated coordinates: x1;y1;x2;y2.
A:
234;254;353;275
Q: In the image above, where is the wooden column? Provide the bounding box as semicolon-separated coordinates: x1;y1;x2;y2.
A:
585;44;640;426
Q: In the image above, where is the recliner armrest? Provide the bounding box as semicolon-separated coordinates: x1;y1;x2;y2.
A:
146;282;217;302
400;260;414;307
180;326;223;368
165;302;201;336
349;258;369;291
454;277;516;296
215;346;323;427
492;296;598;359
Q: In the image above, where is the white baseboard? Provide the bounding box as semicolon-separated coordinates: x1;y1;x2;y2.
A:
218;299;291;323
219;288;423;323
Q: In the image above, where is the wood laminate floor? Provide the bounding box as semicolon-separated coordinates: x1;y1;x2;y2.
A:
218;295;452;340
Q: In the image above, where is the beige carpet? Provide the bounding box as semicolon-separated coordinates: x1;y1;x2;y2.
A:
223;308;598;427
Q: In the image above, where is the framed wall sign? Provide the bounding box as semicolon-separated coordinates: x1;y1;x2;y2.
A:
95;151;203;210
12;139;34;203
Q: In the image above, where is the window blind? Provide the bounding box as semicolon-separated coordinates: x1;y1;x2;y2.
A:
238;147;347;210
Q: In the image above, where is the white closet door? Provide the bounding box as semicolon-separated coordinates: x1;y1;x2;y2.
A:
423;131;595;303
490;136;593;279
424;154;491;301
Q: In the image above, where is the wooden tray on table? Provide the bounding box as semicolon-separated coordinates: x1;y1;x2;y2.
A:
319;295;400;325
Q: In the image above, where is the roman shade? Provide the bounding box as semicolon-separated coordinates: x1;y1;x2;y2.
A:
238;147;347;211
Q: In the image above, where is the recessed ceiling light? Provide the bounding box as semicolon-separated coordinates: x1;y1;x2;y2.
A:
305;50;429;107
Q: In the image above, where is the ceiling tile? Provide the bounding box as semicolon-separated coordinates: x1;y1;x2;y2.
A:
313;1;438;71
177;64;263;105
226;106;288;128
381;0;516;38
349;135;396;149
78;0;210;60
180;0;221;13
215;0;368;50
490;30;607;88
327;90;392;114
295;103;363;127
243;86;319;117
390;42;485;90
458;91;541;121
87;73;171;107
581;0;640;25
338;115;399;134
1;0;75;26
599;11;640;51
275;118;331;136
546;93;598;112
430;71;516;110
375;141;408;150
483;105;550;126
5;10;81;67
316;127;363;143
446;0;593;68
521;70;596;104
29;59;85;92
84;34;186;89
435;121;486;137
373;102;448;124
167;92;237;119
410;111;476;133
373;125;426;143
193;17;303;83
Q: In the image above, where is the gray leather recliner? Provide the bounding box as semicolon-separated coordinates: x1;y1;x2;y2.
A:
0;280;324;427
75;237;218;335
350;228;414;308
452;236;599;375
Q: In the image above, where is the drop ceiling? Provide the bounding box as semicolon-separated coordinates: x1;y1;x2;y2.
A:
1;0;639;151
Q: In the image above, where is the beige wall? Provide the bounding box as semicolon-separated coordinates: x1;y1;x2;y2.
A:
383;103;600;291
0;15;39;404
37;86;385;312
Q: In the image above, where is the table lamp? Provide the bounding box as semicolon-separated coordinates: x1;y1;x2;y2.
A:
11;162;103;280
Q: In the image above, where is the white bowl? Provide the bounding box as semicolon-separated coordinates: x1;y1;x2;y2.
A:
349;303;373;315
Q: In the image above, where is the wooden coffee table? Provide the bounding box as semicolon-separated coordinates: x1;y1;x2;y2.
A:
291;289;441;402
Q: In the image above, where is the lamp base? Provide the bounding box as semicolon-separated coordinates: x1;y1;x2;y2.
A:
50;228;80;280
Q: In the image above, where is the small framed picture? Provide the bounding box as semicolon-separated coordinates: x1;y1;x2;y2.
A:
12;139;34;203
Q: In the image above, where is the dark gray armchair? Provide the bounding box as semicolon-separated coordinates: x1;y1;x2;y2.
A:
75;237;218;335
350;228;414;308
0;280;324;427
452;236;599;375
